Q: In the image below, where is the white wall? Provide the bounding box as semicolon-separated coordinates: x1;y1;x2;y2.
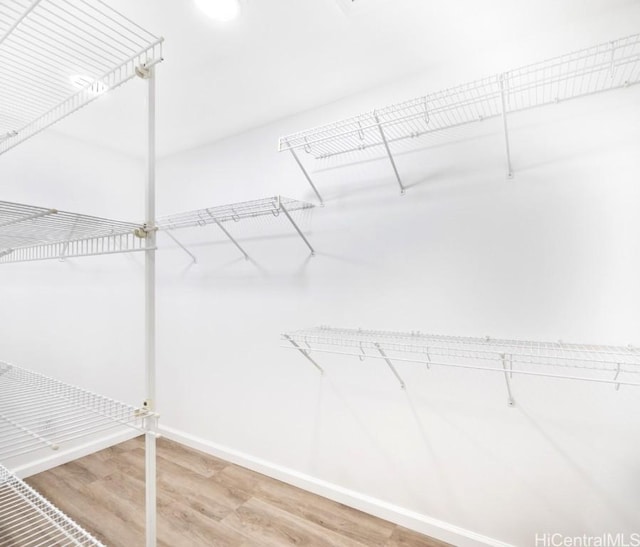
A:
1;10;639;547
154;44;640;547
0;129;148;469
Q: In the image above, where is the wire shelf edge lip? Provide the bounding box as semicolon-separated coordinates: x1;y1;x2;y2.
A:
278;32;640;156
0;199;148;263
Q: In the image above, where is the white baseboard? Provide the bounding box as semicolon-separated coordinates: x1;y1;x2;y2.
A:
12;429;140;479
160;425;512;547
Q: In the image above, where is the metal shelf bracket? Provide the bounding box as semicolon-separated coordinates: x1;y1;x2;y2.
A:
374;112;406;195
500;353;515;407
374;342;406;389
213;218;249;260
164;231;197;263
287;140;324;206
498;73;514;179
279;197;315;256
284;335;324;374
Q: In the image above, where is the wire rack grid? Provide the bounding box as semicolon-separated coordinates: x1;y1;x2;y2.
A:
0;463;105;546
156;196;314;231
279;33;640;159
282;327;640;388
0;362;155;465
156;195;316;260
0;0;163;155
0;200;147;263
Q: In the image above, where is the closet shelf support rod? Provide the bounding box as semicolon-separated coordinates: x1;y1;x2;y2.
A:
286;140;324;206
214;218;249;260
284;335;324;374
279;198;315;256
164;231;197;263
374;112;405;195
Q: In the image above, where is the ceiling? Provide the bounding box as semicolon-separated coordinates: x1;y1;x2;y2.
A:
48;0;638;158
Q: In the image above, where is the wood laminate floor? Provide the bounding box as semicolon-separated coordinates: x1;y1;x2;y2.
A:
26;437;450;547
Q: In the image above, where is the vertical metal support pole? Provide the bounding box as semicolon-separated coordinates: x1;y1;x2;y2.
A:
374;343;405;389
501;354;515;407
288;143;324;206
374;113;405;195
284;335;324;374
499;74;514;179
279;198;315;256
214;219;249;260
144;66;157;547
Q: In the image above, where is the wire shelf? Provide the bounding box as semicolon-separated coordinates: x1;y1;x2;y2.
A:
0;0;163;155
279;33;640;159
0;361;154;465
0;463;104;546
0;200;147;263
282;327;640;392
157;196;316;259
156;196;314;231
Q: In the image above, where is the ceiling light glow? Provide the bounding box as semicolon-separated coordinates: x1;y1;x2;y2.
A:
194;0;241;22
69;74;108;96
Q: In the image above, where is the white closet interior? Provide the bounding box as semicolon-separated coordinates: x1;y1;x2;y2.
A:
1;1;639;546
0;0;162;545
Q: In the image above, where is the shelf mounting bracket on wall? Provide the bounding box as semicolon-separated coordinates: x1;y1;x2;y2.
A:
498;73;514;179
374;343;406;389
59;216;80;261
374;112;406;195
286;139;324;206
501;353;515;407
278;197;315;256
157;196;315;261
164;231;197;263
284;335;324;374
213;218;249;260
613;363;622;391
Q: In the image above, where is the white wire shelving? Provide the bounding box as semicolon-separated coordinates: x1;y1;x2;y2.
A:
0;0;163;155
282;327;640;405
1;2;162;545
0;361;156;466
0;200;148;263
0;462;104;546
157;195;316;261
279;33;640;202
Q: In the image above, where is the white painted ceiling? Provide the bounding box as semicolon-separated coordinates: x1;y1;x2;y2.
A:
51;0;638;158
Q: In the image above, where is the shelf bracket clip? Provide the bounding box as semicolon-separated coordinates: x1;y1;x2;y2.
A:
0;130;18;142
284;335;324;374
135;64;153;80
501;353;515;407
373;111;405;195
375;342;406;389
